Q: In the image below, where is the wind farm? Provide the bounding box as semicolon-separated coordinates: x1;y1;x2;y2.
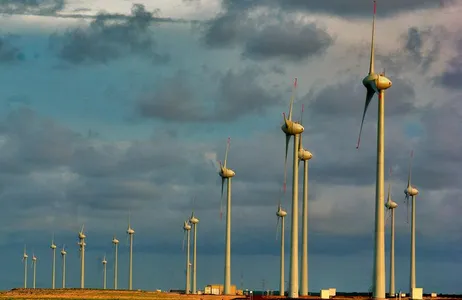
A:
3;0;460;299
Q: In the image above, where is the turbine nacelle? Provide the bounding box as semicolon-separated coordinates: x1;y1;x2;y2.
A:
78;241;86;247
189;216;199;224
112;237;119;244
32;255;37;262
276;206;287;218
219;167;235;178
23;253;28;259
61;249;67;256
298;148;313;161
385;200;398;209
79;232;86;239
362;73;392;93
183;221;191;231
50;243;57;250
281;118;304;136
127;227;135;235
405;185;419;197
102;258;107;265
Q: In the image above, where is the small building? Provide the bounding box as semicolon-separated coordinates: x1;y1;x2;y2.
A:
204;284;237;295
321;289;330;299
329;288;337;297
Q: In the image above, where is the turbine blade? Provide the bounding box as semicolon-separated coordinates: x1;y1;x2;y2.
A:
408;150;414;187
182;230;186;251
356;88;375;149
220;179;225;221
283;134;291;192
288;78;297;121
406;195;410;224
275;217;280;241
300;103;304;125
224;137;230;169
369;0;376;75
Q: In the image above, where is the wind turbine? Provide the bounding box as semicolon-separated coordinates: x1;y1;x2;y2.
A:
78;224;86;289
189;207;199;294
50;234;57;289
127;215;135;290
32;253;37;289
22;245;28;288
355;2;392;299
281;77;304;298
298;104;313;296
276;203;287;297
385;168;398;297
218;137;235;295
183;220;192;294
102;254;108;290
404;150;419;295
61;245;67;288
112;236;119;290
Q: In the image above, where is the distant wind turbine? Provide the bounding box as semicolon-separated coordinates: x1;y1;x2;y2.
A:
298;104;313;296
281;77;304;298
22;245;28;288
50;234;57;289
189;205;199;294
61;245;67;288
32;253;37;289
218;137;235;295
385;168;398;297
404;150;419;295
112;236;119;290
355;1;392;299
102;254;108;290
127;214;135;290
276;203;287;297
183;220;192;294
78;224;86;289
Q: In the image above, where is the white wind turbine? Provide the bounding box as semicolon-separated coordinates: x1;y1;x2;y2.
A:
32;253;37;289
50;234;57;289
218;137;235;295
281;77;304;298
126;215;135;290
404;150;419;295
276;203;287;297
22;245;28;288
77;224;86;289
60;245;67;288
102;254;108;289
189;205;199;294
182;220;192;294
385;168;398;297
112;236;119;290
298;104;313;296
355;2;392;299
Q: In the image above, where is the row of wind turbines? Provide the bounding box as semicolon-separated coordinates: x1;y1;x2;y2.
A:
272;1;422;299
21;217;136;290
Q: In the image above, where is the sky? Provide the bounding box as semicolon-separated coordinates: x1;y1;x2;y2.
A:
0;0;462;294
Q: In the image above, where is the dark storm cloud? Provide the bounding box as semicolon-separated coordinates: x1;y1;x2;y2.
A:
0;0;64;15
137;67;280;122
203;9;334;62
49;4;170;65
435;39;462;90
0;35;25;63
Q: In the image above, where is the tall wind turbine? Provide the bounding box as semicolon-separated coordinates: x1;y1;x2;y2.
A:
61;246;67;288
385;169;398;297
281;78;304;298
78;225;86;289
218;137;235;295
355;2;392;299
276;203;287;296
50;234;57;289
127;215;135;290
189;209;199;294
112;236;119;290
22;246;28;288
298;104;313;296
183;220;192;294
32;253;37;289
404;150;419;295
102;254;108;290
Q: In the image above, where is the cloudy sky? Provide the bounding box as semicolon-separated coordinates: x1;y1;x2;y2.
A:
0;0;461;294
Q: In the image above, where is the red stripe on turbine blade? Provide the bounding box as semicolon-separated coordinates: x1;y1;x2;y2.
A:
294;78;297;87
373;0;376;14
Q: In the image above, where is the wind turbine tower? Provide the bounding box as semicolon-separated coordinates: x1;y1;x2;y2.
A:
32;253;37;289
50;235;57;289
102;254;108;290
276;204;287;296
281;78;304;298
127;217;135;290
189;210;199;294
112;236;119;290
355;2;392;299
61;246;67;288
385;169;398;297
404;151;419;295
78;225;86;289
183;220;192;294
22;246;28;288
298;104;313;296
218;137;235;295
